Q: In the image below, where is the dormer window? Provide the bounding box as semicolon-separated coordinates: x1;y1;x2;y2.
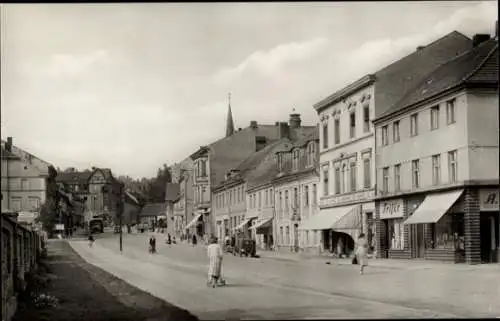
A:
292;149;300;171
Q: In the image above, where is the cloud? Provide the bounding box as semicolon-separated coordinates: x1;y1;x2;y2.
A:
212;37;329;85
43;49;111;77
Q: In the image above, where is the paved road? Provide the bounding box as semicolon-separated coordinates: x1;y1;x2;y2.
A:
70;234;500;320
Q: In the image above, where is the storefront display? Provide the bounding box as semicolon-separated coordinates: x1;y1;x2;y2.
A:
433;214;464;250
388;219;405;250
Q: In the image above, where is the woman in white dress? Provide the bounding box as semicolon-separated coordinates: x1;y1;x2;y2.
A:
207;236;224;287
355;233;368;275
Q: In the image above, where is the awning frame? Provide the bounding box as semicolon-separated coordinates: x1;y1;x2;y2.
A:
185;213;203;229
250;217;273;230
404;189;464;225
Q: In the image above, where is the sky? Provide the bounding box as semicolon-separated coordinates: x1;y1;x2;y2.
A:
1;2;497;179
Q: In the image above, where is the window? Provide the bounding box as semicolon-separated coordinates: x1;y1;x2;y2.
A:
446;99;456;124
335;167;341;195
394;164;401;192
293;150;300;171
381;126;389;146
277;154;283;172
307;143;316;166
363;105;370;133
285;191;289;215
304;185;309;206
293;187;299;208
430;106;440;130
280;227;284;245
350;162;357;192
270;188;274;205
265;189;268;205
387;219;405;250
312;184;317;205
258;191;262;208
410;113;418;136
448;150;458;183
432;154;441;185
334;118;340;144
433;214;464;250
341;165;346;194
322;123;328;149
323;168;329;196
412;159;420;188
279;192;283;216
349;111;356;138
28;197;39;210
21;179;29;191
393;121;400;143
363;158;371;189
382;167;390;193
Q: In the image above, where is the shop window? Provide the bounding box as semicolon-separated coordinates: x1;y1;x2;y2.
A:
387;219;405;250
433;214;464;250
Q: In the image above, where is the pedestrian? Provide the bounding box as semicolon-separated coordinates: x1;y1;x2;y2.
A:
192;234;197;247
166;233;172;246
355;233;368;275
149;235;157;253
172;236;177;244
207;236;223;287
88;233;95;247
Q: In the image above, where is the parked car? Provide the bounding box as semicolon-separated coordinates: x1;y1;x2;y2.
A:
234;238;256;257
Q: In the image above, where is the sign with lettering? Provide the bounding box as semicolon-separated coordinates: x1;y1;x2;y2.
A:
379;199;404;219
320;190;375;208
480;189;499;211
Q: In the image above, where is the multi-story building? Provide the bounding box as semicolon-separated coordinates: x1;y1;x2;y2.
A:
273;130;319;253
1;137;51;214
373;35;498;264
56;167;122;226
171;158;194;238
213;137;293;247
311;31;474;256
184;99;285;240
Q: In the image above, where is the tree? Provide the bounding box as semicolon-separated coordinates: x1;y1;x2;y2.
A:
146;163;172;203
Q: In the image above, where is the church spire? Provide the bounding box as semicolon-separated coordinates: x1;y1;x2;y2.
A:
225;93;235;137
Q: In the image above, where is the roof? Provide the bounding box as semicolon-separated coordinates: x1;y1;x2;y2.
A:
0;146;18;159
314;31;473;116
139;203;166;217
245;139;298;191
376;39;498;121
292;126;320;149
125;190;140;205
56;171;93;184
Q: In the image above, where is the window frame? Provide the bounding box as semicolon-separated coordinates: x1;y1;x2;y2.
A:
363;158;371;189
382;167;390;193
393;121;400;143
322;123;329;149
363;105;370;133
412;159;420;188
334;118;340;145
430;105;440;130
381;125;389;146
350;162;357;192
432;154;441;185
448;150;458;183
446;99;456;125
322;167;329;196
394;164;401;192
349;111;356;139
410;113;419;136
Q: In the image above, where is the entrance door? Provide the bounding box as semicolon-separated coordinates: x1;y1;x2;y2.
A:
293;224;299;252
480;213;499;263
411;224;425;259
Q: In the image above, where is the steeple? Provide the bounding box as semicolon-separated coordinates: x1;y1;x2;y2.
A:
225;93;235;137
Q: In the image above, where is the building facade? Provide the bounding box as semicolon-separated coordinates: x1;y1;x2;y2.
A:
373;37;499;264
1;137;49;214
274;131;320;253
311;31;475;257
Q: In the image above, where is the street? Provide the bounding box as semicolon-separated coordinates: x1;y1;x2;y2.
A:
69;233;500;320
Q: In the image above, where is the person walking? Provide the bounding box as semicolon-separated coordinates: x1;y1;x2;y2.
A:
355;233;368;275
88;233;95;247
166;233;172;246
192;234;197;247
149;235;157;253
207;236;224;287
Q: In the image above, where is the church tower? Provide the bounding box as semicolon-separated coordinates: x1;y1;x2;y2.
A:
225;93;235;137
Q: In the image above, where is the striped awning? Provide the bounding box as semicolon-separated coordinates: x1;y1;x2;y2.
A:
250;217;273;230
185;213;202;229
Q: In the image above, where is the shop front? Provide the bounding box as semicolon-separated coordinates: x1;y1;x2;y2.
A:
404;189;465;263
249;217;273;250
377;198;410;259
299;204;363;257
479;188;499;263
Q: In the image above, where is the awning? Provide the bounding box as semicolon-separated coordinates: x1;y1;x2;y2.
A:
233;217;254;231
185;213;203;229
299;205;356;230
250;217;273;230
332;206;362;230
404;189;464;225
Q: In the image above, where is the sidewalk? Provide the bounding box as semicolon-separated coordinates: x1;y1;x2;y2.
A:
12;240;198;321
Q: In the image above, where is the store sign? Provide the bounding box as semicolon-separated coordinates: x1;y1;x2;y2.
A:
379;199;404;219
480;189;499;211
320;190;375;207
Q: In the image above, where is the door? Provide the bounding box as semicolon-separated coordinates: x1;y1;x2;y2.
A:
480;213;498;263
415;224;425;258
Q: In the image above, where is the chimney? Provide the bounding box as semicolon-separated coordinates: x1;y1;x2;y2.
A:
6;137;13;152
416;46;425;51
289;113;301;129
250;120;258;129
472;34;491;47
279;122;290;139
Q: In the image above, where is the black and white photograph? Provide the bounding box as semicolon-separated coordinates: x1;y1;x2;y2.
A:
1;2;499;320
